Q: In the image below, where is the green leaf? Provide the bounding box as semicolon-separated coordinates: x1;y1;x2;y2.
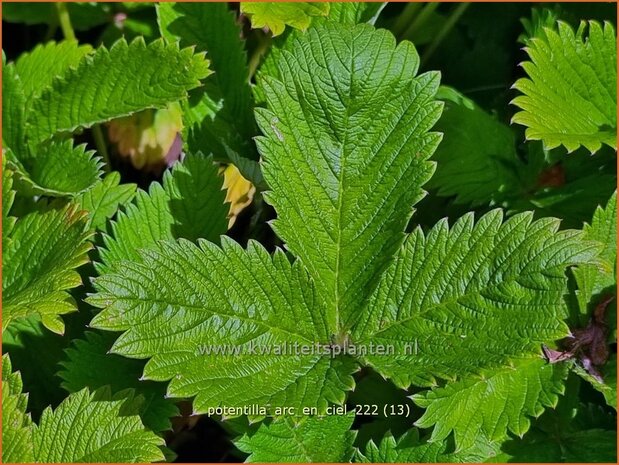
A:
89;238;357;413
3;205;92;334
2;154;17;245
512;21;617;153
356;429;498;463
241;2;330;36
498;393;617;462
257;22;441;333
354;210;599;388
2;2;111;31
235;413;356;462
15;40;92;102
518;7;560;45
412;359;568;449
74;172;137;230
572;354;617;410
254;2;386;105
34;387;165;463
325;2;385;25
508;143;617;229
27;37;211;145
2;354;34;463
99;154;228;272
429;89;520;206
158;2;257;161
573;191;617;320
584;191;617;275
59;331;179;433
3;315;76;418
2;59;28;158
348;372;415;446
8;139;103;197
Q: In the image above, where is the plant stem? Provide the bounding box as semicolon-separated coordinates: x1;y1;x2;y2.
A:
401;2;439;42
248;33;272;80
92;125;111;173
392;2;423;39
56;2;111;172
55;3;75;41
422;2;470;66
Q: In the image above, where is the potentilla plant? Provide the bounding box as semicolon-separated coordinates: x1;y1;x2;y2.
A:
2;2;616;463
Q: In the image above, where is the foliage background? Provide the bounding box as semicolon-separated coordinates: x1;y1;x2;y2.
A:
2;2;617;462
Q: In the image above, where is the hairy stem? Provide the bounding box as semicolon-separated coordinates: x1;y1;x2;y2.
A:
55;3;75;41
56;2;111;172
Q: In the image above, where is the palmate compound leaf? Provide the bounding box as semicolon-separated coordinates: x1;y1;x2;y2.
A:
2;354;165;463
89;21;598;438
356;429;498;463
89;21;440;413
3;204;93;335
98;153;228;273
27;37;211;145
512;20;617;153
235;413;356;462
241;2;330;36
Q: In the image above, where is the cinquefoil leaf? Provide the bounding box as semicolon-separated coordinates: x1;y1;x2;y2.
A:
2;154;17;245
27;38;210;144
59;331;179;433
354;210;600;388
236;414;356;463
158;2;257;161
3;355;165;463
241;2;330;36
3;205;92;334
99;154;228;273
512;21;617;153
74;172;137;230
2;58;27;158
258;22;442;333
573;191;617;321
429;88;519;206
356;429;498;463
89;238;357;413
34;387;165;463
412;359;569;449
2;354;34;463
8;139;103;197
15;40;92;102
